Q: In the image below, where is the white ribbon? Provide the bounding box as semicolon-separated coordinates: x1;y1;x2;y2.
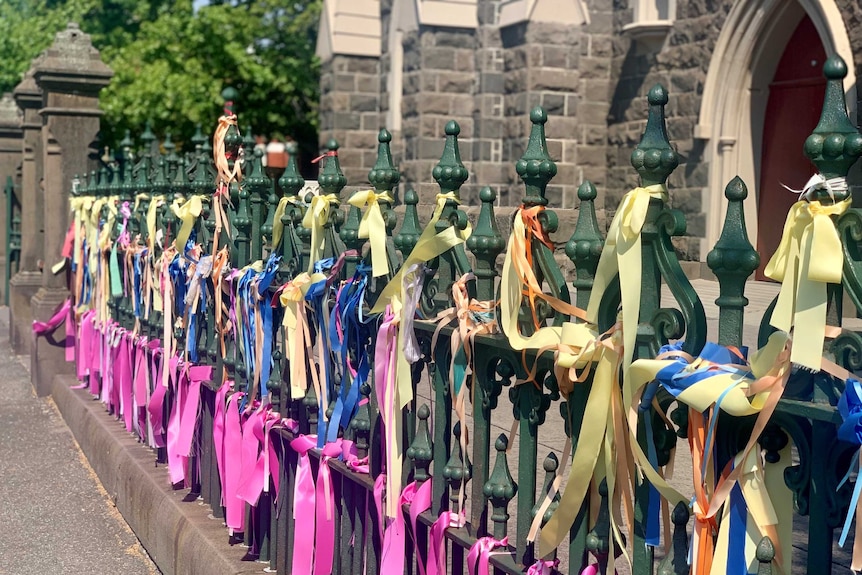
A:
782;173;848;202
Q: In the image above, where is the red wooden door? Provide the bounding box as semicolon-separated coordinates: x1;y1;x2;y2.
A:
756;16;826;280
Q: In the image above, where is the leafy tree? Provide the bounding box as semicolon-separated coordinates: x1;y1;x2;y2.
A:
0;0;322;160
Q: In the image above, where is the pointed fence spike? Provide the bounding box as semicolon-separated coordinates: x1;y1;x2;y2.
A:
318;138;347;198
394;189;421;258
432;121;469;197
631;84;679;187
484;434;518;540
707;176;759;346
805;55;862;187
406;403;433;485
566;181;604;309
517;106;557;206
466;187;505;302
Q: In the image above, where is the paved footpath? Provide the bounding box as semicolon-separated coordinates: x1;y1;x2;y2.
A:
0;309;159;575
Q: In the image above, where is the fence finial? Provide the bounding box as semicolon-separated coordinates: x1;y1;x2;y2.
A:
433;121;469;196
318;138;347;199
805;55;862;186
567;181;603;308
407;403;433;485
467;186;504;301
707;176;759;346
518;106;557;206
394;188;421;258
632;84;679;187
485;433;518;539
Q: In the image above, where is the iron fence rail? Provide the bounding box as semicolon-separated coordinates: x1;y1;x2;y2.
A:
57;54;862;575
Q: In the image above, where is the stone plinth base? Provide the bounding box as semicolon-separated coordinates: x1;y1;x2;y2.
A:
30;286;73;396
9;270;41;354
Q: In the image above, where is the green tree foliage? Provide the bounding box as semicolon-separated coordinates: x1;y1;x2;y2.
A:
0;0;321;155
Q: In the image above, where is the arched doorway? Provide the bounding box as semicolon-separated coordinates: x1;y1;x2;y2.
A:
696;0;856;266
755;15;826;279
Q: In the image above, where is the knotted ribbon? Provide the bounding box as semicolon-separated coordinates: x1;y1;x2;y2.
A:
301;194;339;273
347;189;393;277
271;194;298;249
588;184;668;371
467;536;509;575
764;194;850;370
172;194;206;253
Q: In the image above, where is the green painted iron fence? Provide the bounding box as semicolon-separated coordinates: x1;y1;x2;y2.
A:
60;54;862;575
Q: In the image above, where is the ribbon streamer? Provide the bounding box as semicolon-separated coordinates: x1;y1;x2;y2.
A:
764;194;849;370
347;190;393;277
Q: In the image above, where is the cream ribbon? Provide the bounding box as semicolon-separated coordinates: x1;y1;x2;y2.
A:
348;190;393;277
764;197;849;370
301;193;339;272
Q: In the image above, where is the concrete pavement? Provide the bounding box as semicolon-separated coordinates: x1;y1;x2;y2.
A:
0;308;159;575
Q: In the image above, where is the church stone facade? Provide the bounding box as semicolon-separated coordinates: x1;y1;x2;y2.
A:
315;0;862;271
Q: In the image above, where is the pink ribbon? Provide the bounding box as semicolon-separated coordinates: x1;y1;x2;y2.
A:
527;559;560;575
32;297;70;335
236;408;266;505
314;440;344;575
467;536;509;575
427;511;465;575
291;435;317;575
119;334;135;433
212;379;230;507
166;356;185;484
147;357;166;448
224;392;246;532
376;478;433;575
580;565;598;575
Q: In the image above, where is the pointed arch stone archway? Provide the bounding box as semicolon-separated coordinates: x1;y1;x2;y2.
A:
695;0;856;254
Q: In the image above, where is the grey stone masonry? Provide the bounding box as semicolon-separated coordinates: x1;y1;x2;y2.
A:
30;22;112;391
400;25;478;204
319;55;382;190
0;94;22;306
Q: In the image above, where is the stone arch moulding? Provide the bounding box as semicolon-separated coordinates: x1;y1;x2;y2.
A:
695;0;856;256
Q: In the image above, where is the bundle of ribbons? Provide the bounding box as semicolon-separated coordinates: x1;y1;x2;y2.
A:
36;110;862;575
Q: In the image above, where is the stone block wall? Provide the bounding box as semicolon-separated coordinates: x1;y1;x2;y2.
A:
400;26;478;203
319;55;382;189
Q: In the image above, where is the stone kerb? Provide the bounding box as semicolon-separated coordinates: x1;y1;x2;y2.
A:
29;22;112;395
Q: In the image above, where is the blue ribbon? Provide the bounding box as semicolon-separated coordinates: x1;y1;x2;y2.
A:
326;264;373;444
255;253;281;398
133;253;143;318
305;264;334;448
643;410;661;548
837;378;862;549
727;479;748;574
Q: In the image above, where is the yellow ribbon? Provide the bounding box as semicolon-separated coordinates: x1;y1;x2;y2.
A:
710;446;792;575
587;184;668;373
172;194;207;252
348;190;393;277
133;193;149;214
370;192;470;317
271;195;298;249
301;193;339;272
764;198;849;370
146;195;165;253
280;272;324;397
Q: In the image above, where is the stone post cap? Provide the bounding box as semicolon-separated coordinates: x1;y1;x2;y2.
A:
0;93;22;129
12;66;40;105
33;22;113;94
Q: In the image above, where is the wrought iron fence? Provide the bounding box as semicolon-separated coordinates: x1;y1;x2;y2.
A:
54;54;862;575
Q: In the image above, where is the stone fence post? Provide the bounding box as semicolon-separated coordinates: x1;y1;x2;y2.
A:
0;94;22;307
29;23;112;394
9;67;43;354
